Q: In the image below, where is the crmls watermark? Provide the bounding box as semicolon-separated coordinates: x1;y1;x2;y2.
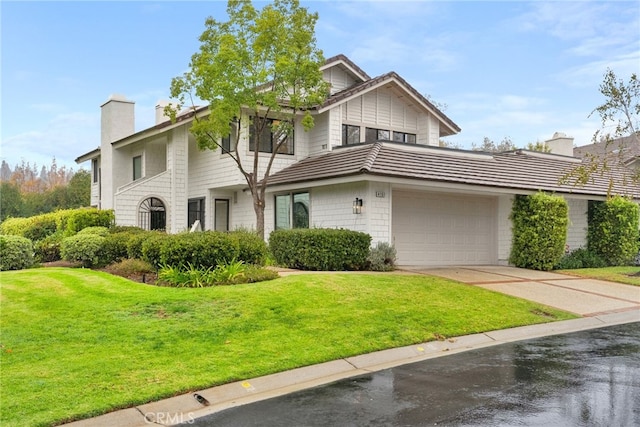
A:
144;412;196;425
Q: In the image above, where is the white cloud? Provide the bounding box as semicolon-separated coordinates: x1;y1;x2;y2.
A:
0;112;99;170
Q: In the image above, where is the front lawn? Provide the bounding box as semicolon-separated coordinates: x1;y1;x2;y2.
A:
555;266;640;286
0;268;575;426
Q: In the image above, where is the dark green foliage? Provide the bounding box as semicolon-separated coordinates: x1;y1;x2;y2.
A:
0;182;23;222
0;235;34;271
230;229;268;266
509;192;569;271
63;209;114;236
588;197;640;265
140;233;170;268
157;231;239;269
34;232;64;263
367;242;397;271
554;248;607;269
102;232;137;265
269;228;372;271
60;234;106;268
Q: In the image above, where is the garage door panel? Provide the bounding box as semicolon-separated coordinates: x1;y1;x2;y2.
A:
393;192;496;266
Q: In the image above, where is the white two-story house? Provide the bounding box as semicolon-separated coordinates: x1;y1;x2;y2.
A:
76;55;638;266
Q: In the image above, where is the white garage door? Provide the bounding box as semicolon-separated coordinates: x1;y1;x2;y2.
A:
393;191;497;266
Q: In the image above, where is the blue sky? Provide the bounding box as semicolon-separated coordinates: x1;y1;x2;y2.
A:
1;1;639;171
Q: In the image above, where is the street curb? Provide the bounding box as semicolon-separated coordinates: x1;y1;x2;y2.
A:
63;309;639;426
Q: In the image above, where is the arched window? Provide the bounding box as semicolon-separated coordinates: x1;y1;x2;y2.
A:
139;197;166;231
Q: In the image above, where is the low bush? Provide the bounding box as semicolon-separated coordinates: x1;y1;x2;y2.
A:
269;228;371;271
63;208;114;236
60;234;106;268
0;235;34;271
156;232;239;269
77;226;110;237
230;229;268;266
140;232;170;268
102;231;141;264
34;232;64;263
156;260;276;287
0;213;58;242
554;248;607;270
367;242;397;271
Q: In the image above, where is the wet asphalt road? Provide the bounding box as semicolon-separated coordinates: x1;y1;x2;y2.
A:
186;323;640;426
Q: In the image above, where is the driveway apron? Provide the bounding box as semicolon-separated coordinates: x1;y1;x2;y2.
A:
405;265;640;316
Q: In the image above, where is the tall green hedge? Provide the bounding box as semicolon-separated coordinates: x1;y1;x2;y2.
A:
269;228;371;271
509;192;569;271
588;197;640;266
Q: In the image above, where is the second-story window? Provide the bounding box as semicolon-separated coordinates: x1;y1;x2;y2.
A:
249;118;294;155
393;131;417;143
365;128;391;142
133;155;142;181
342;124;360;145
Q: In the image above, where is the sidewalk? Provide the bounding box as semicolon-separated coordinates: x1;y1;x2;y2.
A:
64;267;640;426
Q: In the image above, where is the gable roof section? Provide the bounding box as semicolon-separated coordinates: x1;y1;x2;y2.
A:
265;142;638;198
321;54;371;82
319;71;461;135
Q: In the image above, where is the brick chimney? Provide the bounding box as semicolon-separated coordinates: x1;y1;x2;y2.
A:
545;132;574;156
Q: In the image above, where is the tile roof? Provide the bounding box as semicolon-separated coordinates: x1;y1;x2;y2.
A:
574;134;640;164
265;142;639;198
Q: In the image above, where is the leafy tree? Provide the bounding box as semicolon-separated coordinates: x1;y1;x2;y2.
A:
66;169;91;208
526;141;551;152
472;137;517;152
0;182;23;222
562;69;639;192
168;0;329;239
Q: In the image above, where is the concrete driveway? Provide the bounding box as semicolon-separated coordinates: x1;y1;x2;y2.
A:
402;265;640;317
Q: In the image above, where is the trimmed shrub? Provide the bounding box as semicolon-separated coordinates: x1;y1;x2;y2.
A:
140;232;170;268
0;213;58;242
34;232;64;263
60;234;106;268
157;231;239;269
0;235;34;271
269;228;371;271
367;242;397;271
63;208;114;236
230;229;268;266
77;226;110;237
509;192;569;271
102;232;136;265
588;197;640;266
554;248;607;270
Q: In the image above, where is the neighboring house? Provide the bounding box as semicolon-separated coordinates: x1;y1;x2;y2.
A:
573;133;640;169
75;55;639;266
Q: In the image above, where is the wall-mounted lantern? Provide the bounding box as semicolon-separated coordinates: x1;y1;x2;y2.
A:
353;198;363;214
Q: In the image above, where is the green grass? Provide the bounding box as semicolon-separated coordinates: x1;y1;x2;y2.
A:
0;268;576;426
556;266;640;286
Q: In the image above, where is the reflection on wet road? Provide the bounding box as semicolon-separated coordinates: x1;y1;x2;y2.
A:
187;323;640;426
